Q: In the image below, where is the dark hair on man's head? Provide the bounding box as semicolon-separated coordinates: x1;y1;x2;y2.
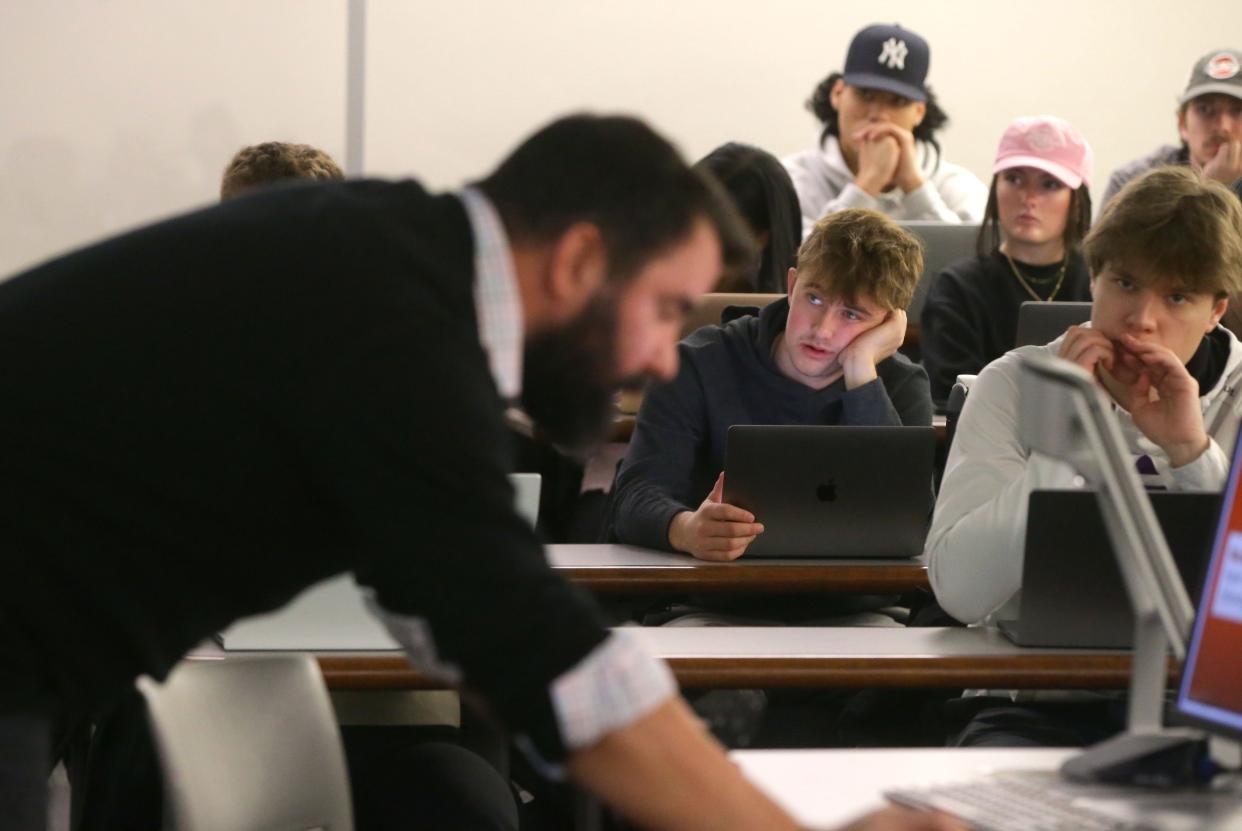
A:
220;142;343;201
975;177;1093;259
477;114;754;286
1085;166;1242;297
806;72;949;166
695;142;802;293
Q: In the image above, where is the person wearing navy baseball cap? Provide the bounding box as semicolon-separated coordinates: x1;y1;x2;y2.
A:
784;23;986;237
1101;48;1242;209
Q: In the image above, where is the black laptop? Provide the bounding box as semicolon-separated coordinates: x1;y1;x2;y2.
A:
1013;301;1092;348
722;425;935;559
998;489;1220;648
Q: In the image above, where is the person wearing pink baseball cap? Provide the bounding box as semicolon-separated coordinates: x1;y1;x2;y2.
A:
1102;48;1242;208
919;116;1095;406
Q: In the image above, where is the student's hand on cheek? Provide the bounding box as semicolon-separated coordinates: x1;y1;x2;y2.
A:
1114;334;1210;468
667;472;765;561
840;309;906;390
852;129;901;197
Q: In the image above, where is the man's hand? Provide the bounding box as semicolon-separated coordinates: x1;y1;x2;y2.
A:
853;128;902;197
667;472;764;561
836;806;968;831
1202;139;1242;185
856;124;925;194
840;309;907;390
1057;325;1116;379
1104;334;1210;468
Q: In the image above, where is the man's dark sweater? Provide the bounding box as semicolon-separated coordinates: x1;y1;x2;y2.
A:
920;251;1092;407
607;297;932;551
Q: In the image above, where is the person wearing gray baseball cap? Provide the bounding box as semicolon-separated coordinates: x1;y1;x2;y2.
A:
1101;48;1242;208
783;23;987;238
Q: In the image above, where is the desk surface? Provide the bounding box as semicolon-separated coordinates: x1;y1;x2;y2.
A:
208;626;1168;692
732;747;1242;830
734;747;1072;829
548;544;929;595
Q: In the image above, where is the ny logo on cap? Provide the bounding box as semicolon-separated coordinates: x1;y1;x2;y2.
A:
877;37;908;71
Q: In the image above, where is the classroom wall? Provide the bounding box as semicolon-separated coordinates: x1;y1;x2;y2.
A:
4;0;1241;277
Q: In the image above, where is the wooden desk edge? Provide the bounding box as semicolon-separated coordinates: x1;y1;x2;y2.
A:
558;565;930;594
314;654;1179;692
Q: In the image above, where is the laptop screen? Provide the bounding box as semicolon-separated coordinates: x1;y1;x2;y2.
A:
1176;429;1242;740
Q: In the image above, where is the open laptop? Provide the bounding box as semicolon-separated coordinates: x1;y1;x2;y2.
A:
899;222;980;321
722;425;934;559
888;432;1242;829
998;489;1220;649
1013;300;1092;348
220;473;541;651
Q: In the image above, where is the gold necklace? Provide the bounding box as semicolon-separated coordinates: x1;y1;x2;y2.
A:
1005;251;1067;302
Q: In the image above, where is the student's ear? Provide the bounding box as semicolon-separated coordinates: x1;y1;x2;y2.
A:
829;78;846;111
545;223;607;320
1177;107;1191;145
1088;273;1098;299
911;100;927;128
1210;295;1229;331
786;267;799;295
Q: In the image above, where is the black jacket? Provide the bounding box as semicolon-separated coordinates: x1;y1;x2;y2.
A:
0;180;605;759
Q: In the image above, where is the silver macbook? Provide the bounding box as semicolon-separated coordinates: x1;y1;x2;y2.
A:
723;425;935;559
220;473;541;650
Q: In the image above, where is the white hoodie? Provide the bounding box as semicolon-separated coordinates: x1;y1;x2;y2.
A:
783;135;987;239
927;325;1242;627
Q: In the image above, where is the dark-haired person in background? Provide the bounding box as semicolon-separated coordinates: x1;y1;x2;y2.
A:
220;141;344;199
0;113;956;831
695;143;802;293
920;116;1094;407
1101;48;1242;209
783;23;986;237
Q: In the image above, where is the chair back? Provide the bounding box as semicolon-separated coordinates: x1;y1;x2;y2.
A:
139;655;353;831
681;292;784;338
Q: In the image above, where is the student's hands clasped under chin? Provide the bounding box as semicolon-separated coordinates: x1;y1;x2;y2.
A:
1058;326;1210;468
839;309;907;389
667;472;764;561
852;124;925;196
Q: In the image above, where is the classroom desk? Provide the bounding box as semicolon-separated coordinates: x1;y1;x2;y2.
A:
206;626;1173;692
547;544;930;595
732;747;1242;830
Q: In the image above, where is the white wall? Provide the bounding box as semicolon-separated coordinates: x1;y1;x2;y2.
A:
4;0;1241;276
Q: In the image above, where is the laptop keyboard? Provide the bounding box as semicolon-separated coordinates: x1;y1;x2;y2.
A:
886;771;1154;831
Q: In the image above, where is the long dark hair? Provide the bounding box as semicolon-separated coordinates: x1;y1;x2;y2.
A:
806;72;949;169
975;175;1093;260
695;143;802;293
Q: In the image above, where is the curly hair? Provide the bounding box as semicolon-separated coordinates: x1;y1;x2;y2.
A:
220;142;343;200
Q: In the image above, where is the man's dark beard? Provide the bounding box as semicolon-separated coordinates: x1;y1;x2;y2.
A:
521;291;642;455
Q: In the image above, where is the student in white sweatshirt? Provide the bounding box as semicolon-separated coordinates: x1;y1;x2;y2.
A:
783;23;986;238
929;166;1242;633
